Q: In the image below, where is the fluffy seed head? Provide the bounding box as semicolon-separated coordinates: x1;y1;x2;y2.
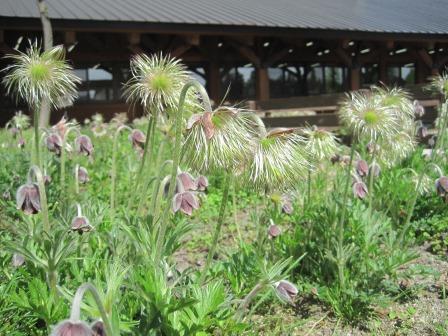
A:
302;126;339;161
2;42;80;109
123;53;190;112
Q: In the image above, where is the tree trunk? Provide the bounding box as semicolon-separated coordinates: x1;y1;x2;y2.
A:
37;0;53;127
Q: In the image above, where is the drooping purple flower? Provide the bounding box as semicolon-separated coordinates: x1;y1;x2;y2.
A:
417;126;428;139
355;160;369;178
75;135;94;156
268;224;281;239
71;216;93;234
274;280;298;304
353;181;368;199
129;129;146;152
196;176;209;191
281;195;293;214
12;253;25;267
45;133;63;155
435;176;448;201
16;183;41;214
172;192;199;216
17;138;25;148
413;100;425;118
91;320;105;336
77;167;89;184
178;172;197;191
369;163;381;177
50;320;93;336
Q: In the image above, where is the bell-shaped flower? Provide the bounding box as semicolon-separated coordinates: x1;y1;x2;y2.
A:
71;216;93;234
178;172;197;191
274;280;298;304
435;176;448;200
353;181;368;199
355;159;369;178
18;137;25;148
281;195;293;214
12;253;25;267
91;320;105;336
196;176;209;191
50;320;93;336
129;128;146;150
369;163;381;177
77;167;89;184
75;135;94;156
46;133;63;155
172;191;199;216
417;125;428;139
16;183;41;214
413;100;425;117
268;224;281;239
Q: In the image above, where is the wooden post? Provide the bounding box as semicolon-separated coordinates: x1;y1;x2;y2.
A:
207;63;221;106
350;67;360;91
256;67;270;101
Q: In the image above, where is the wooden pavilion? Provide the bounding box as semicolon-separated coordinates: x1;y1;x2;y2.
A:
0;0;448;125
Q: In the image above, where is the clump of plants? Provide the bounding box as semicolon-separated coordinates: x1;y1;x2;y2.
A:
1;40;448;335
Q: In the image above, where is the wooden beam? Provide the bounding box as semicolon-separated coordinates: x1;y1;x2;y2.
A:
350;67;360;90
64;31;76;44
263;47;291;67
335;47;352;67
228;40;260;67
170;44;191;58
256;67;270;100
417;48;434;68
206;63;221;105
184;34;200;46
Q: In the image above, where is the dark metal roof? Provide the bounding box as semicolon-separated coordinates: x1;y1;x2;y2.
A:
1;0;448;35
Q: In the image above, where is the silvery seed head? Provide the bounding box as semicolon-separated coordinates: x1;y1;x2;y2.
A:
302;126;339;161
75;135;94;157
247;128;309;191
274;280;298;304
183;107;260;173
353;181;368;199
124;53;190;112
2;42;80;110
428;72;448;96
16;183;41;214
50;320;93;336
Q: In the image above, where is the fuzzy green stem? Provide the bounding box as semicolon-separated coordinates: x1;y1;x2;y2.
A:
154;81;212;265
233;178;243;245
128;115;156;209
70;283;115;336
367;150;377;211
236;281;266;320
33;107;41;166
398;102;448;244
336;144;356;288
306;169;312;209
200;173;231;284
74;164;80;195
60;127;79;204
28;165;50;233
110;125;133;217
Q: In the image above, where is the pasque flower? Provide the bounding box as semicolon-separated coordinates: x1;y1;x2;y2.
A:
435;176;448;202
183;107;260;173
129;129;146;153
302;126;339;161
2;42;80;109
196;176;209;191
50;320;93;336
75;135;94;156
77;167;89;184
353;180;368;199
268;224;281;239
71;216;93;234
172;191;200;216
355;159;369;178
45;133;63;155
91;320;106;336
16;183;41;214
274;280;298;304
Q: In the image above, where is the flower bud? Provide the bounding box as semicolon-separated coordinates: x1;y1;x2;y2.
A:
3;190;11;201
172;191;199;216
177;172;197;191
129;129;146;151
369;163;381;177
45;133;63;155
77;167;89;184
196;176;209;191
353;181;368;199
50;320;93;336
71;216;93;234
268;224;281;239
16;183;41;214
413;100;425;118
435;176;448;200
91;320;106;336
274;280;298;304
12;253;25;267
355;159;369;177
75;135;94;156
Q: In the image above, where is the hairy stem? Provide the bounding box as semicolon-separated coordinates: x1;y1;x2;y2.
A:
70;283;114;336
154;81;212;265
236;282;266;320
33;107;41;166
28;165;50;233
200;173;231;284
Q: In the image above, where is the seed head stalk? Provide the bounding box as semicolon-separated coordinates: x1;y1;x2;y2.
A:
110;125;133;218
60;127;79;204
200;173;231;284
398;104;448;244
33;107;41;166
27;165;50;233
336;143;356;288
154;81;212;265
